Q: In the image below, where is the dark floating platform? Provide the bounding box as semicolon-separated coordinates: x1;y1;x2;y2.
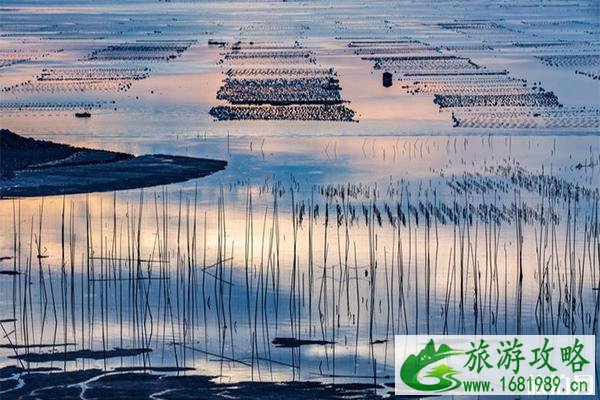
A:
9;347;152;363
0;129;227;198
0;270;20;275
112;366;195;372
272;337;335;348
0;342;75;349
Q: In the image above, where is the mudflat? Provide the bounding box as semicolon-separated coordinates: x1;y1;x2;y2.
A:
0;129;226;197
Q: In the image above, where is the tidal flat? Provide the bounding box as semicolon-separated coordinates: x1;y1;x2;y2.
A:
0;1;598;399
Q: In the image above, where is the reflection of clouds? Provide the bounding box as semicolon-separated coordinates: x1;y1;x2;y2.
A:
303;341;391;362
190;358;292;383
0;0;598;390
0;133;597;384
0;137;595;310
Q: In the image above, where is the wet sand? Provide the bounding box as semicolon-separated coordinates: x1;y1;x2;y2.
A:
0;366;385;400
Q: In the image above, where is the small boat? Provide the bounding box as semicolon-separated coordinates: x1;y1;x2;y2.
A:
208;39;227;46
382;72;393;88
75;111;91;118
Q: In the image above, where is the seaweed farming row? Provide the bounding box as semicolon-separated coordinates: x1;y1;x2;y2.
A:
538;54;600;81
433;17;600;83
365;55;480;74
451;107;600;129
353;37;600;129
225;67;335;78
210;43;355;121
2;68;150;94
217;77;344;106
86;40;196;62
0;40;195;116
210;104;355;122
0;101;110;116
0;49;64;69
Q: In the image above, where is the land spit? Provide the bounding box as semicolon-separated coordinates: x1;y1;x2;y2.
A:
0;129;227;197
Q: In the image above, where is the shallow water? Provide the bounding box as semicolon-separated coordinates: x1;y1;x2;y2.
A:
0;1;598;399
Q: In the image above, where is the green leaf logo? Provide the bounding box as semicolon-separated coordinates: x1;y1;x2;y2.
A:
400;339;463;392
